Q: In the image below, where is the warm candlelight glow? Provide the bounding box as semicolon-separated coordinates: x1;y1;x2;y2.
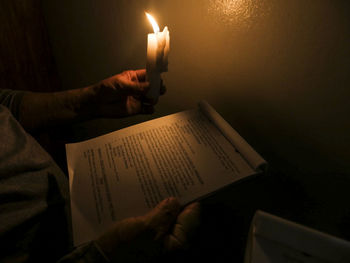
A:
208;0;271;28
145;12;160;33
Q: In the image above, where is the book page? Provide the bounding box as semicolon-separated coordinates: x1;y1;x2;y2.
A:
199;101;267;171
66;106;256;246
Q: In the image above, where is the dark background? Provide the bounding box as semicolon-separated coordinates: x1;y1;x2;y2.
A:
1;0;349;261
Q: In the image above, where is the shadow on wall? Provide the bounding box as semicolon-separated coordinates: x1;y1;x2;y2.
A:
42;0;350;176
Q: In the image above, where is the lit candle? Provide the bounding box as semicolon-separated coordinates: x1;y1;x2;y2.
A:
145;12;170;102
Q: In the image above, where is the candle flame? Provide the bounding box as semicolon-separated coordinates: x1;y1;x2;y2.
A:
145;12;160;33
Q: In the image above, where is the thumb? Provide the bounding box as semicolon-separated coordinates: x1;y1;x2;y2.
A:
143;197;181;240
164;202;201;251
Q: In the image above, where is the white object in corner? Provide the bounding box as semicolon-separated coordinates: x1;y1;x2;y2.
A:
245;210;350;263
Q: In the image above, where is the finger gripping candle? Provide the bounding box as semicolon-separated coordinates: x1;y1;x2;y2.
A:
145;12;170;103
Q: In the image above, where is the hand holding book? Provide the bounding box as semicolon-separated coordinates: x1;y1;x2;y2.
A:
96;197;200;262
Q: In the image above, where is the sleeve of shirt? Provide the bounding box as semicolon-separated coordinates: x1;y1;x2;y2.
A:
0;89;27;120
57;242;110;263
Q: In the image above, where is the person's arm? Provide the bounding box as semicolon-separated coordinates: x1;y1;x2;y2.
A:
18;69;156;132
58;198;201;263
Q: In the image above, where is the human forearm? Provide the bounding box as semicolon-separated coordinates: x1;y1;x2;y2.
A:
18;69;152;132
19;87;95;132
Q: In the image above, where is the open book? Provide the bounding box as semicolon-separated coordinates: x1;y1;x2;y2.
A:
66;101;266;246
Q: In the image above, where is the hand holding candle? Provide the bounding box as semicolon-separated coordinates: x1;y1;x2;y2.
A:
145;12;170;103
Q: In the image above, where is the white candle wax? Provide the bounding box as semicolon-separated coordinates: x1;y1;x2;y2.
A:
145;13;170;102
146;33;161;101
162;26;170;72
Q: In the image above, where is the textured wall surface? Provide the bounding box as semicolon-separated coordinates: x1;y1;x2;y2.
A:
42;0;350;176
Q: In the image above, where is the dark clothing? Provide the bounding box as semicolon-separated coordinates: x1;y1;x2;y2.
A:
0;90;108;262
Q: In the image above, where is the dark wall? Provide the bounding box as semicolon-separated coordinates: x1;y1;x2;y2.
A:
0;0;60;92
42;0;350;176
